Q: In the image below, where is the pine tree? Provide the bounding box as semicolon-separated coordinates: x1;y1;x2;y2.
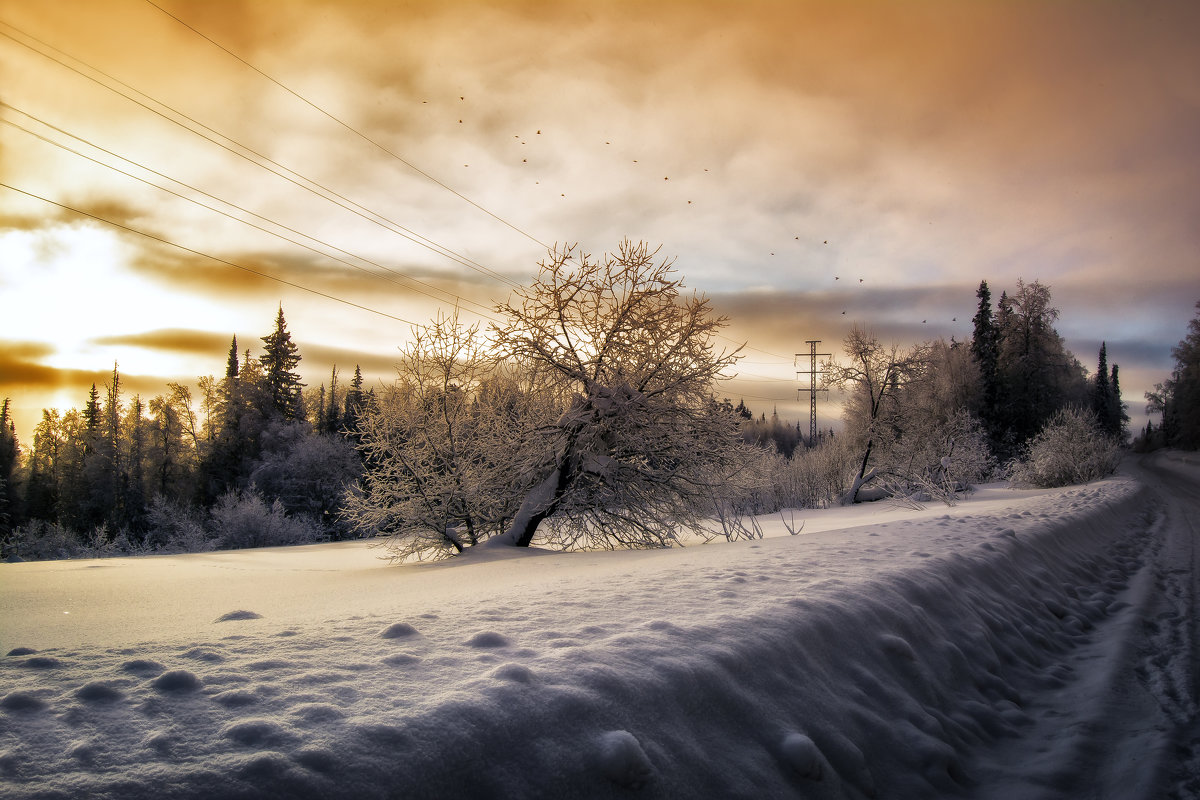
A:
325;366;340;435
261;305;305;420
1110;363;1128;442
83;383;101;448
1092;342;1112;433
970;280;1001;443
0;399;20;536
993;280;1088;448
225;335;239;380
343;365;365;433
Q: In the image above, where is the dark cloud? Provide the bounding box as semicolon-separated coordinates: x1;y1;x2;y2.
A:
0;346;166;400
0;211;48;233
294;342;400;385
62;196;155;230
89;329;233;356
0;340;56;362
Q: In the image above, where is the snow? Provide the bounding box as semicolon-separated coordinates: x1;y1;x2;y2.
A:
2;457;1196;799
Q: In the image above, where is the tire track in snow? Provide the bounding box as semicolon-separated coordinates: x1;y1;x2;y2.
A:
1136;451;1200;800
964;454;1200;800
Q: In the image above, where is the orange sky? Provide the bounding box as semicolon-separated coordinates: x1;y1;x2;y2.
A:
3;0;1199;444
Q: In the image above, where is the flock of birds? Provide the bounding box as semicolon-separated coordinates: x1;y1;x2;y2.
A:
428;93;961;328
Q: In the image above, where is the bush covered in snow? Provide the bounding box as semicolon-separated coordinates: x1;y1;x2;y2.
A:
1008;407;1122;488
144;496;213;553
209;490;326;550
3;520;88;560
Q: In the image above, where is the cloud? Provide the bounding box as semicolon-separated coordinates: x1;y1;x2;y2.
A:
0;340;165;400
293;342;400;384
89;329;233;356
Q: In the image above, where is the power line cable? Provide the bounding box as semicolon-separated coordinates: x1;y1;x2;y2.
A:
144;0;552;253
0;181;421;326
1;105;500;321
0;21;522;291
0;18;807;368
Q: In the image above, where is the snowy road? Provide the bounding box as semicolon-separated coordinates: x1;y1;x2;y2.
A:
2;462;1198;799
962;451;1200;800
1137;451;1200;799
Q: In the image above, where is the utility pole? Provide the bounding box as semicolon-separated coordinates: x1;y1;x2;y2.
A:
796;340;831;445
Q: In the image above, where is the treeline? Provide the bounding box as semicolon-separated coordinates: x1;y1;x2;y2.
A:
1139;301;1200;450
0;273;1148;561
732;279;1129;517
0;307;367;559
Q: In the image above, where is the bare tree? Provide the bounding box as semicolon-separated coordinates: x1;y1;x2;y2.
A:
824;327;930;504
490;240;745;549
345;311;550;559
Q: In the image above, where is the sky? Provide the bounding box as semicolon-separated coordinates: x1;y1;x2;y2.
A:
2;0;1198;446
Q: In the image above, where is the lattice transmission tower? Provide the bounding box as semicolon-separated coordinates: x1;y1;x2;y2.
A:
796;340;831;445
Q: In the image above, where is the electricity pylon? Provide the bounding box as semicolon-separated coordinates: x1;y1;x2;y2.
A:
796;340;831;445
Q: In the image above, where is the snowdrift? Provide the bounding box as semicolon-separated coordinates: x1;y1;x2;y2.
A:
0;477;1155;799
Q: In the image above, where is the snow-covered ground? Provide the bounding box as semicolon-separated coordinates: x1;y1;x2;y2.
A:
2;454;1197;799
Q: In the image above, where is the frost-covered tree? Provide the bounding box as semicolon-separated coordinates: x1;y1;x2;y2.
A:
261;305;305;421
250;421;361;536
490;240;745;549
343;365;366;434
345;311;547;558
823;327;931;504
1146;301;1200;449
994;279;1088;447
970;280;1002;439
0;399;20;535
1009;407;1121;487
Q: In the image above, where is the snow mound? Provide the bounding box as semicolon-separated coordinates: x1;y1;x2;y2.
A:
0;476;1166;798
596;729;654;788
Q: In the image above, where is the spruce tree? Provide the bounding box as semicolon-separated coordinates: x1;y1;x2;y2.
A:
225;335;239;380
0;399;19;536
1110;363;1128;441
261;305;305;420
1092;342;1112;432
83;383;101;449
970;280;1001;444
344;365;365;432
326;366;340;434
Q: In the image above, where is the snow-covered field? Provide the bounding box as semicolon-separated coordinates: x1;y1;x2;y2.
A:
2;454;1197;799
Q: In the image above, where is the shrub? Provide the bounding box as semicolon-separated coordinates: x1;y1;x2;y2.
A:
4;521;85;561
1008;407;1122;488
145;496;214;553
210;489;325;550
779;436;859;509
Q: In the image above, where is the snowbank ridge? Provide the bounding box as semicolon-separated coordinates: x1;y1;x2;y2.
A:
0;478;1157;799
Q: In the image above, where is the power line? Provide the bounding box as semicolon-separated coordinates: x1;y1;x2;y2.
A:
144;0;552;254
1;105;500;322
0;181;421;327
0;21;522;291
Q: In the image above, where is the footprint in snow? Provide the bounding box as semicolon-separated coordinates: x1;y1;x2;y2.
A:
121;659;165;676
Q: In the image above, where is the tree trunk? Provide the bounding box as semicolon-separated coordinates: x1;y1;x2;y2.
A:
496;464;567;547
843;438;876;505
